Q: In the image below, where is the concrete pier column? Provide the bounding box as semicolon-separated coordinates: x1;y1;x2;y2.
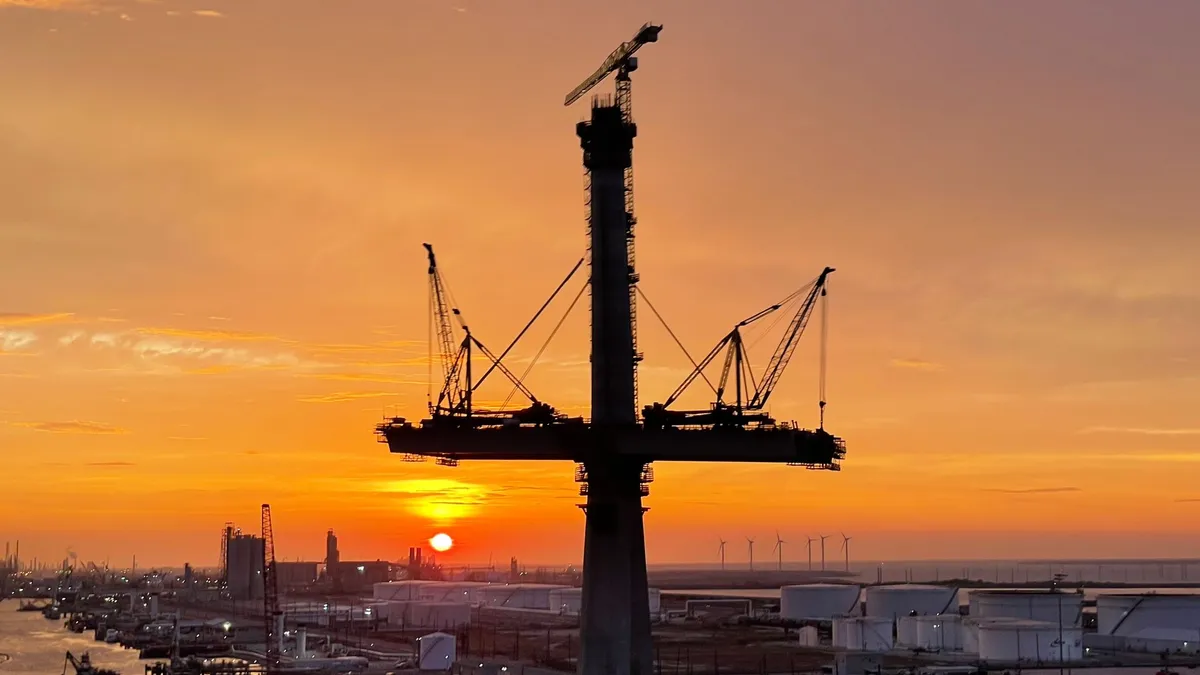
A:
579;457;652;675
149;593;159;618
297;625;307;658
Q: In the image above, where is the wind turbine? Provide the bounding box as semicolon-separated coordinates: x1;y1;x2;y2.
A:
840;532;853;572
747;537;755;572
718;538;727;571
819;534;830;571
773;531;786;571
805;536;815;570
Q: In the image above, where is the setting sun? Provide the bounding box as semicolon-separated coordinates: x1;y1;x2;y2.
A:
429;533;454;552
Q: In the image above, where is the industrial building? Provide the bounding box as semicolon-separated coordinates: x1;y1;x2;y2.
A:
330;560;390;593
274;561;318;590
223;529;264;601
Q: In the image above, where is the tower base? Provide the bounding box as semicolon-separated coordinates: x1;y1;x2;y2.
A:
579;457;653;675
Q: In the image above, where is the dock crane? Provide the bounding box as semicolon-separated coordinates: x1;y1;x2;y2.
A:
423;244;582;430
642;267;835;431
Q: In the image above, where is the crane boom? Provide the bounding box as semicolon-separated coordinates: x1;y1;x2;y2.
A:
261;503;280;674
748;267;834;409
563;22;662;107
425;244;461;410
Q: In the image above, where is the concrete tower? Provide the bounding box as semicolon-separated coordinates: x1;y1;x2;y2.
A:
576;99;653;675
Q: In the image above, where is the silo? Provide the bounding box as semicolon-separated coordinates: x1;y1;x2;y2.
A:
865;585;958;619
780;584;862;621
915;614;962;651
969;590;1082;626
977;619;1082;663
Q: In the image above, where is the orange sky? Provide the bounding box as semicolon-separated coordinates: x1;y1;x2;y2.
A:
2;0;1199;568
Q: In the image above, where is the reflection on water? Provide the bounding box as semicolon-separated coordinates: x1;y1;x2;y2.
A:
0;605;158;674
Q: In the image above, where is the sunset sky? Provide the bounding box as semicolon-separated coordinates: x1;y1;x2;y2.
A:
2;0;1199;569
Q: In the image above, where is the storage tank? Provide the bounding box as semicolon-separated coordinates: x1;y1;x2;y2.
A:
374;580;436;601
409;602;471;629
798;625;820;647
915;614;962;651
969;590;1082;626
977;620;1083;663
833;617;894;652
416;632;456;671
780;584;862;620
479;584;570;610
865;585;958;619
549;587;662;616
549;588;582;614
1097;594;1200;638
419;582;491;604
896;615;920;648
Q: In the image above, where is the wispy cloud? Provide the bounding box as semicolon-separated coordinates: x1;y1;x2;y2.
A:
86;461;136;467
0;330;37;352
890;358;943;371
983;487;1081;495
1176;498;1200;503
192;8;222;17
135;327;284;343
7;420;128;435
311;372;425;385
0;312;73;326
298;391;397;403
1078;426;1200;436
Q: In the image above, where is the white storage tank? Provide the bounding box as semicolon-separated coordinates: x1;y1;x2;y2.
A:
549;588;582;614
969;590;1082;626
780;584;862;620
1097;594;1200;638
865;585;957;619
409;602;471;629
648;588;662;614
896;615;920;648
798;625;821;647
961;618;981;654
549;587;662;616
418;582;491;603
479;584;570;610
977;620;1083;663
915;614;962;651
374;580;436;601
416;631;456;671
833;617;894;652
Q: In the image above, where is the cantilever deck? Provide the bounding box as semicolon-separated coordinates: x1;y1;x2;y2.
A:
376;419;845;467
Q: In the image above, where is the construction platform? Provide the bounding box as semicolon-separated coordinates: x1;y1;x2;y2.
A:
375;419;845;468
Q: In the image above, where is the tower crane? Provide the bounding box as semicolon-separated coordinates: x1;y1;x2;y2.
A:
642;267;835;432
564;22;662;118
423;244;583;430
